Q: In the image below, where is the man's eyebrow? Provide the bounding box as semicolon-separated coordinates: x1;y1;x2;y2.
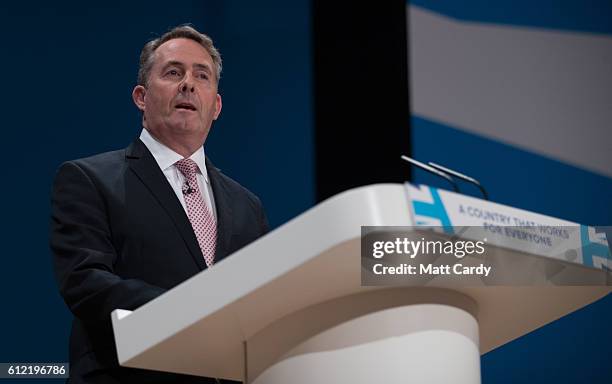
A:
193;63;212;73
161;61;212;74
161;60;185;70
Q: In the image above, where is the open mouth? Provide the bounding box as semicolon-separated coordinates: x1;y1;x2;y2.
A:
175;103;197;111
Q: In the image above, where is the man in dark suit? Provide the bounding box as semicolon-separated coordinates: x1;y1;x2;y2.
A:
50;25;268;383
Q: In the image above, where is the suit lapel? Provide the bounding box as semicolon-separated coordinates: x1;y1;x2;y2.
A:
206;158;234;263
126;139;208;271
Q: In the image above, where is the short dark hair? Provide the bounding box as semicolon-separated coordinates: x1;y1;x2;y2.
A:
137;25;222;87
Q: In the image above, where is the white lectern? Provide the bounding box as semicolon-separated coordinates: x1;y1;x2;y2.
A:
111;184;611;384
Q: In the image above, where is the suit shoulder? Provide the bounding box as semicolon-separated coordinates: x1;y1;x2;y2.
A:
52;148;130;194
57;148;127;175
70;148;126;168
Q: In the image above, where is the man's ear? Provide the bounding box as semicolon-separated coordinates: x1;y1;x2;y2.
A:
132;85;146;112
213;93;222;120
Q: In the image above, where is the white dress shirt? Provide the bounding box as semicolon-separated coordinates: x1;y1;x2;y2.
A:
139;128;217;220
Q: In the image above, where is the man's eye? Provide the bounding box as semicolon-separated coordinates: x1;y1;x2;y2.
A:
197;73;209;80
167;69;180;76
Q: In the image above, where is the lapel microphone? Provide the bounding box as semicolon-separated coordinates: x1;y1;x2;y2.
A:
182;181;195;195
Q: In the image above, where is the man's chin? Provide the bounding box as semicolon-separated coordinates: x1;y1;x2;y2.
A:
167;120;204;134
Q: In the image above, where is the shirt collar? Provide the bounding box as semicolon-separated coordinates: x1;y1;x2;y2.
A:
139;128;209;182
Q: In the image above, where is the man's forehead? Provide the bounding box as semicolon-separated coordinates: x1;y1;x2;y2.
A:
154;38;213;66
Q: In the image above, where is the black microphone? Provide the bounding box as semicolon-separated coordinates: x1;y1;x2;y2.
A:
182;181;195;195
427;162;489;200
400;155;459;193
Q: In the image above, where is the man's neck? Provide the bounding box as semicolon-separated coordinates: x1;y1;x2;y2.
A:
144;128;204;158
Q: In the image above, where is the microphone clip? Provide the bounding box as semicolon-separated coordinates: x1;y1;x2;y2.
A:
182;181;195;195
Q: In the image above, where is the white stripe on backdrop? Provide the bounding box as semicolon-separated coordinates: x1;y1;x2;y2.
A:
408;6;612;178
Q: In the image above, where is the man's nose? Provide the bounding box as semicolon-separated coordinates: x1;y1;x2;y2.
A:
179;74;195;93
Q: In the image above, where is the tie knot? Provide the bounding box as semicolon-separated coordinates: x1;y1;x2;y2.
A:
175;158;199;178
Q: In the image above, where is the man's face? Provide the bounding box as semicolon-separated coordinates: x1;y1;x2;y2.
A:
133;38;222;150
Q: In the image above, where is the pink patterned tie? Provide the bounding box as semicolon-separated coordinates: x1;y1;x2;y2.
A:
175;158;217;267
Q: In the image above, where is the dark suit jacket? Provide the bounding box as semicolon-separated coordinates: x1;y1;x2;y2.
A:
50;138;268;383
